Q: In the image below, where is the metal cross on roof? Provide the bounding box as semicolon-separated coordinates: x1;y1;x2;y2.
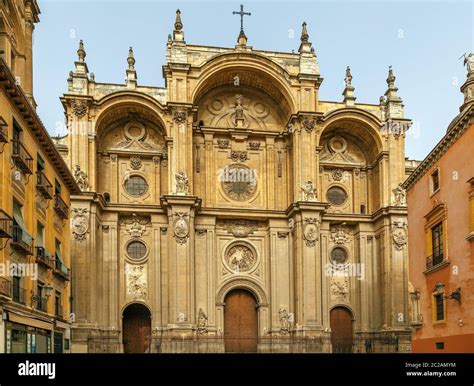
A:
233;4;251;33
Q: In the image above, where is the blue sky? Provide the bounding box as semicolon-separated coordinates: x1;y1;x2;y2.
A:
33;0;473;160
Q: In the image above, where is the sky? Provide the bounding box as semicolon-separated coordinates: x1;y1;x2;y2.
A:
32;0;473;161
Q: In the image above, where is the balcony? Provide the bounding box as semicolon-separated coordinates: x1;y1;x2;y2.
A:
426;253;444;270
54;259;70;281
35;247;54;269
11;225;34;255
0;116;7;145
11;139;33;175
54;194;69;219
36;171;53;200
36;297;48;313
0;209;12;238
0;277;11;298
12;283;26;305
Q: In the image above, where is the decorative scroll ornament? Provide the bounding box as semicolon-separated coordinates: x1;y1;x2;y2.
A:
71;208;89;241
223;219;258;238
331;168;344;182
175;171;189;195
225;244;257;272
392;183;407;206
174;212;189;244
248;141;260;150
330;278;349;301
301;180;317;201
217;139;229;149
331;224;351;245
230;151;248;163
197;309;208;335
173;110;187;124
120;213;150;239
279;308;290;335
130;155;142;170
74;165;89;191
392;219;407;250
302;117;316;133
303;218;320;247
126;264;147;300
71;99;88;118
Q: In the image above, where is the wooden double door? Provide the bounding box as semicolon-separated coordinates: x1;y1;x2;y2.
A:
224;289;258;353
122;304;151;353
330;307;353;353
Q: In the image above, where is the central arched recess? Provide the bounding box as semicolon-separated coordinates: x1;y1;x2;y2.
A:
122;303;151;353
224;289;258;353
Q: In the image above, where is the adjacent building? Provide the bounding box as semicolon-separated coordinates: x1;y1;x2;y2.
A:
58;9;416;353
404;55;474;352
0;0;80;353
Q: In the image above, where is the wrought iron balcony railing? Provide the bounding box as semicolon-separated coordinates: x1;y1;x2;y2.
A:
0;277;11;298
36;171;53;200
11;225;34;255
11;139;33;175
426;253;444;270
35;247;54;269
0;209;12;239
54;259;70;281
54;194;69;219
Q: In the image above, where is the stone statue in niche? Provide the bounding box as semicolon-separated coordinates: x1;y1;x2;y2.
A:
197;309;208;335
233;94;245;127
74;165;89;191
392;183;407;206
279;308;290;335
175;171;189;195
301;180;317;201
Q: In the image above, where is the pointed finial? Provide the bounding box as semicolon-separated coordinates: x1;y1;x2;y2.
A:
387;65;396;87
301;22;309;43
77;39;86;62
127;47;135;70
175;9;183;31
345;66;353;87
168;34;172;42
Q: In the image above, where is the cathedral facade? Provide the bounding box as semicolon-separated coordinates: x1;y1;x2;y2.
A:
57;10;415;353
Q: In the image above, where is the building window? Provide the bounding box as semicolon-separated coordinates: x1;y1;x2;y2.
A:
330;247;348;264
126;240;147;261
435;342;445;350
124;175;148;197
431;169;440;194
326;186;348;206
55;179;61;195
434;294;445;321
54;332;64;353
55;291;62;318
431;222;444;266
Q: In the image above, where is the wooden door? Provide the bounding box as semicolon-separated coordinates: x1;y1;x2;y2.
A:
330;307;353;353
123;304;151;353
224;289;258;352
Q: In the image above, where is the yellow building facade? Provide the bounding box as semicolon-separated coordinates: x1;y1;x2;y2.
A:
0;0;79;353
58;10;417;353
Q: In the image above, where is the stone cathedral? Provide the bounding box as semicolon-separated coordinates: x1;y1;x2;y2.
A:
55;9;416;353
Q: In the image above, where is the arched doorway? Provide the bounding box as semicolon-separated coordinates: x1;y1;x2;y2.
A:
122;303;151;353
224;289;258;353
330;306;353;353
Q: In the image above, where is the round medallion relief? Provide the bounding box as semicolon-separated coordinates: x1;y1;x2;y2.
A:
225;243;257;273
221;164;257;202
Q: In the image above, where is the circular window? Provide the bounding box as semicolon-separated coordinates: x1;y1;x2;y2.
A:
127;241;147;261
221;164;257;202
331;247;348;264
326;186;347;206
124;175;148;196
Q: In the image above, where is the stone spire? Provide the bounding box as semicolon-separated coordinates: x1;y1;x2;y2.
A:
460;53;474;111
173;9;184;42
383;66;403;118
298;21;319;76
126;47;137;89
342;66;356;106
298;22;312;53
71;39;89;79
